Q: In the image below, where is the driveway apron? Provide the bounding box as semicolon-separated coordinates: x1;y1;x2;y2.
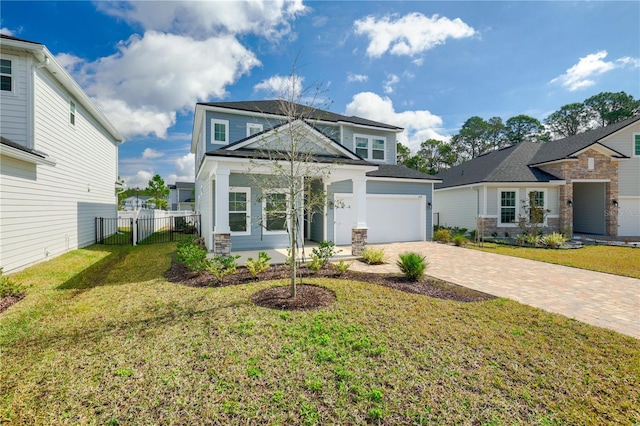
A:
348;242;640;339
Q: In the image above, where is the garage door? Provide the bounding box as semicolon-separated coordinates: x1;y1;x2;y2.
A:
618;198;640;236
334;194;425;245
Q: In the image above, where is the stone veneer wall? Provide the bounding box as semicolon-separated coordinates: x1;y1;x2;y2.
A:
213;233;231;257
351;228;367;256
536;149;618;236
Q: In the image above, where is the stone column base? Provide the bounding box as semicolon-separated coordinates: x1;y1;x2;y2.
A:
352;228;367;256
213;233;231;257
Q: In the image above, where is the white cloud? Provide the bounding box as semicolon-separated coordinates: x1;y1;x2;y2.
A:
550;50;640;91
254;74;303;99
1;27;14;36
123;170;154;190
347;73;368;83
96;0;307;40
312;16;329;28
142;148;164;159
345;92;446;152
383;74;400;94
64;31;260;138
166;153;195;185
354;12;476;58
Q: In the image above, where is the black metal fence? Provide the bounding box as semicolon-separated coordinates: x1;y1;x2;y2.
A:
96;214;200;246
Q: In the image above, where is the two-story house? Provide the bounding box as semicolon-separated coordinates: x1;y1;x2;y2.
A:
434;116;640;237
191;100;439;256
0;35;124;273
168;182;195;211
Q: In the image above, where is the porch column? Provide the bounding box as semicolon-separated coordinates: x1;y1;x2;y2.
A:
214;167;231;257
352;176;368;256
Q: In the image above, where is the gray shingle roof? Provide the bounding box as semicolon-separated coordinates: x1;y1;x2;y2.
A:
366;164;440;180
435;142;560;189
0;136;48;159
199;100;403;131
529;115;638;165
205;148;374;166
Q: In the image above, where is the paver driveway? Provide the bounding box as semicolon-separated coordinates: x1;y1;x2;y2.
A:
347;242;640;339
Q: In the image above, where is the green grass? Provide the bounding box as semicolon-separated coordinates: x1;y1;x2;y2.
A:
1;244;639;424
468;242;640;278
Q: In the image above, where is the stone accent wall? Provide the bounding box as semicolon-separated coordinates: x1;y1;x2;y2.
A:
213;233;231;257
537;149;619;236
351;228;367;256
477;217;561;237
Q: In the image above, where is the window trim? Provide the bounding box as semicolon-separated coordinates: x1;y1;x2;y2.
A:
69;99;76;126
353;133;386;162
262;189;289;235
211;118;229;144
498;188;519;227
0;56;15;95
524;188;548;226
229;186;251;236
633;133;640;158
246;123;263;137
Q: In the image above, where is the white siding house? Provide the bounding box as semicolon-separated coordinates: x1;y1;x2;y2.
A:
0;35;124;273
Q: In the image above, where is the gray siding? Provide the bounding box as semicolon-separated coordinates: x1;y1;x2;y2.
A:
599;121;640;197
205;110;284;151
340;126;397;164
434;187;480;230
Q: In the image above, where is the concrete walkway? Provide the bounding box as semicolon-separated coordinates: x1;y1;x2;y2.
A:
346;242;640;339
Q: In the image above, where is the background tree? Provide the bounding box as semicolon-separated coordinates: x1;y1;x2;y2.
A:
544;103;590;138
396;142;412;165
148;174;169;210
583;91;640;127
450;116;490;160
504;114;547;144
485;116;507;151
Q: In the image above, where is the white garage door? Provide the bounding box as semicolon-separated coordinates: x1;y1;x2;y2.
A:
618;198;640;236
334;194;425;245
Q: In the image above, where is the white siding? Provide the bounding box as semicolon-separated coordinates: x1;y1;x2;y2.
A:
196;177;212;250
600;122;640;197
0;51;30;146
433;187;479;230
0;66;119;273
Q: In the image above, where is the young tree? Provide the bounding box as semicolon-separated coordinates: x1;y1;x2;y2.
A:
147;174;169;210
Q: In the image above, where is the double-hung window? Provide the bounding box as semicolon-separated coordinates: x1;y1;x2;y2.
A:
263;190;288;234
247;123;263;137
499;190;517;225
354;134;386;161
526;189;546;225
634;134;640;157
69;100;76;126
229;187;250;235
211;119;229;144
0;58;12;92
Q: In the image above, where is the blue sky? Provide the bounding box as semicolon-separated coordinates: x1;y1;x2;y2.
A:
2;1;639;188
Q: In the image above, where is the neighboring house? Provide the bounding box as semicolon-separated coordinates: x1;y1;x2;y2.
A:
121;195;155;211
191;100;439;256
434;116;640;237
0;35;123;273
168;182;195;211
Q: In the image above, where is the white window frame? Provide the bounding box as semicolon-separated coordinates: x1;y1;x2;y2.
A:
246;123;263;137
498;188;519;227
634;133;640;158
524;188;548;226
0;57;14;94
353;133;386;162
69;99;76;126
211;118;229;144
229;187;251;236
262;189;289;235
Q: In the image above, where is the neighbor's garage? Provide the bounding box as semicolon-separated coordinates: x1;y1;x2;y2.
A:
617;198;640;236
334;194;426;245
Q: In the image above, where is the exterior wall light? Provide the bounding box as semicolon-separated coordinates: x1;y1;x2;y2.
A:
567;199;572;206
612;200;619;207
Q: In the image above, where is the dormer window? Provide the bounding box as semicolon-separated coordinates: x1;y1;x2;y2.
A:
1;58;12;92
247;123;263;137
354;134;386;161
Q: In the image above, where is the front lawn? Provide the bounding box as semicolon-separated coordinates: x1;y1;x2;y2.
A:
467;242;640;278
1;244;638;424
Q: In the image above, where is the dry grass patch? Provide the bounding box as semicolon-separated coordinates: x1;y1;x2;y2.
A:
469;243;640;278
1;243;639;425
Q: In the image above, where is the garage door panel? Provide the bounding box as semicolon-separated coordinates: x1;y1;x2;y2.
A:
334;194;424;245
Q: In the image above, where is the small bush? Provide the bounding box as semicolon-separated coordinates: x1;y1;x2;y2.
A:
311;241;338;267
0;268;25;298
453;235;469;247
208;255;241;284
176;238;208;272
361;247;385;265
525;234;542;246
332;260;352;276
543;232;568;249
433;228;452;243
396;252;427;281
245;252;271;278
307;257;325;273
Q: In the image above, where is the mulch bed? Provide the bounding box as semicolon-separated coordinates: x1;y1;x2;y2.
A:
0;293;25;314
165;260;496;310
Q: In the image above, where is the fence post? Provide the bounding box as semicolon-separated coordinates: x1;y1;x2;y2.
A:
133;218;138;246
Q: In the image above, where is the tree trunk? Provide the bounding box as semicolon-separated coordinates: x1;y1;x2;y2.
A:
290;208;297;299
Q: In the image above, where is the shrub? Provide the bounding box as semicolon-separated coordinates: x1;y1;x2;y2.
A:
525;234;542;246
307;257;325;273
453;235;469;247
468;229;477;241
361;247;385;265
433;228;452;243
543;232;568;249
396;252;427;281
311;241;337;267
332;260;352;276
175;238;208;272
208;255;241;284
0;268;25;298
245;252;271;278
